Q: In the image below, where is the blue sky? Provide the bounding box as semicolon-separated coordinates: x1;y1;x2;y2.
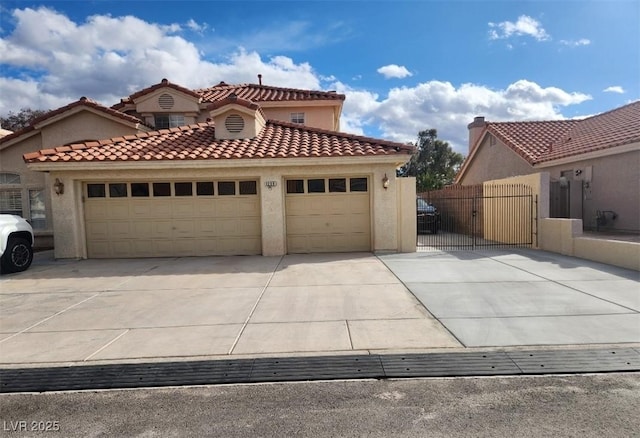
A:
1;0;638;153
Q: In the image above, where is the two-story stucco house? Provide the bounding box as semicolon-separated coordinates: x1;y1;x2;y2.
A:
3;78;416;258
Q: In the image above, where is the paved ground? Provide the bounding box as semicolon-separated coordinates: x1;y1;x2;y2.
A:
0;252;458;366
380;248;640;348
0;248;638;366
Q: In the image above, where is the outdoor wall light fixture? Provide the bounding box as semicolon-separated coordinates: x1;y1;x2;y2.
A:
265;180;277;190
382;174;390;190
53;178;64;195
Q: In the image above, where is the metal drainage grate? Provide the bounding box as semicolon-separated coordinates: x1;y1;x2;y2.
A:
1;348;639;393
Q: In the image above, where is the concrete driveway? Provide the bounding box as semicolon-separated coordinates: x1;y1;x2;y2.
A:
0;252;459;366
1;248;638;367
380;249;640;347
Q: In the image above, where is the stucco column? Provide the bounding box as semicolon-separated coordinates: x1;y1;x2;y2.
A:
50;173;85;259
260;173;286;256
372;166;400;252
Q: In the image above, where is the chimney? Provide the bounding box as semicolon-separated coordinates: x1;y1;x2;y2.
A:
257;74;262;85
467;116;486;153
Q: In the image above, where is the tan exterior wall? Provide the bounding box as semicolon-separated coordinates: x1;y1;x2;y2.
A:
1;111;141;248
45;160;408;259
397;177;417;253
40;111;139;146
540;218;640;271
459;136;534;185
262;105;338;131
0;134;52;247
135;90;200;114
537;148;640;232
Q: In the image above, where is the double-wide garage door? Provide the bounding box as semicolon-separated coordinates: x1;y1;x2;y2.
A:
285;177;371;253
84;180;261;258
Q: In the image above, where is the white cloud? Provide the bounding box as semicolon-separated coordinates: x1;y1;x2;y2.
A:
1;7;593;157
377;64;412;79
336;79;591;154
0;7;321;115
186;19;209;34
488;15;550;41
559;38;591;47
603;86;625;94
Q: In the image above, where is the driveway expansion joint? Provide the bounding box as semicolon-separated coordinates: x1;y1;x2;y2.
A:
2;347;638;393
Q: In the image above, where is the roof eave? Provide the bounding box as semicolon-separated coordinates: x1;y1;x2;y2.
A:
26;154;412;172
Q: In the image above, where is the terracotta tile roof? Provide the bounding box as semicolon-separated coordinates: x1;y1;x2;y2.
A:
23;120;413;163
0;97;144;146
486;120;578;164
195;82;345;103
206;95;265;117
480;100;640;165
541;100;640;162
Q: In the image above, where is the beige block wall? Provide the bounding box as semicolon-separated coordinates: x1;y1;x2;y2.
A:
483;172;550;247
44;160;408;259
397;177;417;253
540;218;640;271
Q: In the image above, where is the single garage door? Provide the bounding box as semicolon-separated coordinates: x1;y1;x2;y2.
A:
84;180;261;258
285;177;371;253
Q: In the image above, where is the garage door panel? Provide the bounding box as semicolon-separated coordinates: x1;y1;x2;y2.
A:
85;181;261;258
286;178;371;253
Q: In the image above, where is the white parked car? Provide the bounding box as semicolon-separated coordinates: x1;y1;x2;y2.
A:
0;214;34;274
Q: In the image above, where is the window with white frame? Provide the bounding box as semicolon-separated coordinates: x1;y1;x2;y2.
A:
0;172;48;229
154;114;185;129
290;112;305;124
0;173;22;217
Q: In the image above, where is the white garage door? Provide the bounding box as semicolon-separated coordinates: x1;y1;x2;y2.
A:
84;180;261;258
285;177;371;253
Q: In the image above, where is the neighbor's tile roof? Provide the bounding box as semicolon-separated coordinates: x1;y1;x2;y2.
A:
486;120;578;163
541;100;640;162
195;82;345;103
483;100;640;164
23;120;413;163
0;97;144;146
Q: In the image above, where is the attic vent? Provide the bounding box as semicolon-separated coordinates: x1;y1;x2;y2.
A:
225;114;244;133
158;93;174;109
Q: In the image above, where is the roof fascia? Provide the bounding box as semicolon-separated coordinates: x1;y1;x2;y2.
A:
26;154;411;172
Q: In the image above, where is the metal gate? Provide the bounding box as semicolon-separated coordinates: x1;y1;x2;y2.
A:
417;184;537;250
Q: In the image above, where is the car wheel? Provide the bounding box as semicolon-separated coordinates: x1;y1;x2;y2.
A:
1;237;33;274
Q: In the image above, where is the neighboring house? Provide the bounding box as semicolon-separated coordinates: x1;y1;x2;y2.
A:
12;79;415;259
456;101;640;233
0;98;149;248
0;78;346;249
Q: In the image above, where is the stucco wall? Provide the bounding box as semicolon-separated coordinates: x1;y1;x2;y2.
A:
46;160;407;259
397;177;417;253
538;149;640;232
40;111;140;147
540;218;640;271
262;106;338;131
459;136;534;185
